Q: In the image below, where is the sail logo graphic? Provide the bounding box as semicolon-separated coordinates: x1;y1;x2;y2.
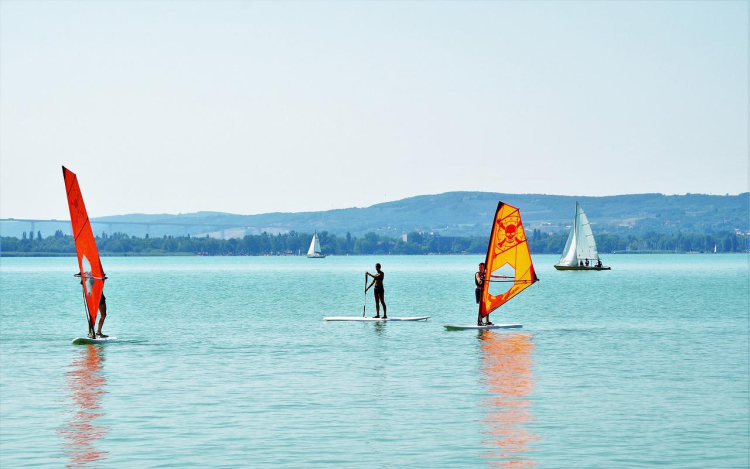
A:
81;255;94;297
71;196;87;233
494;215;524;252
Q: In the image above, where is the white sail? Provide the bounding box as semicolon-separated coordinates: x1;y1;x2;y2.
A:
307;233;318;256
557;203;599;266
558;221;578;266
574;204;599;262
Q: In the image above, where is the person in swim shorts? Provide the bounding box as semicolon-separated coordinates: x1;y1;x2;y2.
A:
475;262;493;326
366;263;387;319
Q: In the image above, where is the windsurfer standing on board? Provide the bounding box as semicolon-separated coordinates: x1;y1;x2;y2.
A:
366;263;387;319
475;263;493;326
80;275;108;339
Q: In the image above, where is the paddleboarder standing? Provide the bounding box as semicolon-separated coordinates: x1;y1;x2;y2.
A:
476;262;493;326
366;263;387;319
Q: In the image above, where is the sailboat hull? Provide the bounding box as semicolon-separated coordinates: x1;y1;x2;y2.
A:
307;254;327;258
554;265;610;271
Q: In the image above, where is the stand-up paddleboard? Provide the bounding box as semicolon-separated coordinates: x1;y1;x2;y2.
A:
63;167;114;344
324;316;430;322
444;324;521;331
72;336;119;345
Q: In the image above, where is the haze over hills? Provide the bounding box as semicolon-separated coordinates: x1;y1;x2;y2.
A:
2;192;748;239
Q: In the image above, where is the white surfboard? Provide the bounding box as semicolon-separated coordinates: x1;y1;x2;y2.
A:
72;336;119;345
324;316;430;322
443;324;522;330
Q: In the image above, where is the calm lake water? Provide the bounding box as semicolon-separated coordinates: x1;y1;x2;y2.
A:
1;254;748;468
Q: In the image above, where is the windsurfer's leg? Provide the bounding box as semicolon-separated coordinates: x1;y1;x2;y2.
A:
374;292;381;318
97;303;107;335
380;292;387;318
476;289;483;325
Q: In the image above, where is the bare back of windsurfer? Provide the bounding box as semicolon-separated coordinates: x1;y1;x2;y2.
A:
366;263;387;319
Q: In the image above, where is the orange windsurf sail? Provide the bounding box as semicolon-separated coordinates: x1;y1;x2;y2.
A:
63;166;105;334
479;202;538;318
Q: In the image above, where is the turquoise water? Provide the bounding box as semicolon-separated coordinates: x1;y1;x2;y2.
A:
1;254;748;468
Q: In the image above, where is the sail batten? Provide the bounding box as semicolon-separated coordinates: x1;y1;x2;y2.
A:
479;202;538;318
62;166;105;333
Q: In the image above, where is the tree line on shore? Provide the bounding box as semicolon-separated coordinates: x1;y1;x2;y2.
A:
1;228;747;256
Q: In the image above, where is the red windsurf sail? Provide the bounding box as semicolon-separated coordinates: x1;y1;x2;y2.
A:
479;202;538;318
63;166;105;334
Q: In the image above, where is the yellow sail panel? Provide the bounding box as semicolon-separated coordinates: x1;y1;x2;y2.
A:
480;202;538;317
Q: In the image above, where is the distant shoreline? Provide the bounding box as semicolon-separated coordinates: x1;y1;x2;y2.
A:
1;251;744;258
0;252;194;257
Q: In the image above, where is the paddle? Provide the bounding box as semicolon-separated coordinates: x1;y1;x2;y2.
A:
362;272;367;317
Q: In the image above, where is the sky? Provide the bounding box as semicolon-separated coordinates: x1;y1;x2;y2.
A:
1;0;747;220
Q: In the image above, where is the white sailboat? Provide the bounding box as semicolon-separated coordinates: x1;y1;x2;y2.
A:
307;232;326;258
554;202;610;270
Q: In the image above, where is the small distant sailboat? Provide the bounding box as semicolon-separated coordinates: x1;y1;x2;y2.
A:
714;244;717;253
307;232;326;258
62;167;117;344
554;202;610;271
445;202;539;330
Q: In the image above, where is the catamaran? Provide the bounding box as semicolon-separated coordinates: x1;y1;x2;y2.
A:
307;232;326;258
554;202;610;271
445;202;539;330
62;166;117;344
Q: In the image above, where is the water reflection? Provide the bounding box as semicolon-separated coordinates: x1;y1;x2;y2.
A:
58;345;110;468
478;331;538;468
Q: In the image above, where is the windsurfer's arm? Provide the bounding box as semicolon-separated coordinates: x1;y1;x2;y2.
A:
365;279;376;291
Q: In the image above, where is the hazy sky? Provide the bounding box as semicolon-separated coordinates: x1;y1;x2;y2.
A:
1;1;747;219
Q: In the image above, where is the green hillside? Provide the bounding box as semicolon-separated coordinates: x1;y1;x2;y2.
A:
2;192;747;239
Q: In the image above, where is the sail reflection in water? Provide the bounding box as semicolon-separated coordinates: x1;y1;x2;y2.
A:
58;345;110;468
479;332;538;468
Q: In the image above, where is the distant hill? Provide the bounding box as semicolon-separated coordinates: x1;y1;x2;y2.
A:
2;192;748;239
